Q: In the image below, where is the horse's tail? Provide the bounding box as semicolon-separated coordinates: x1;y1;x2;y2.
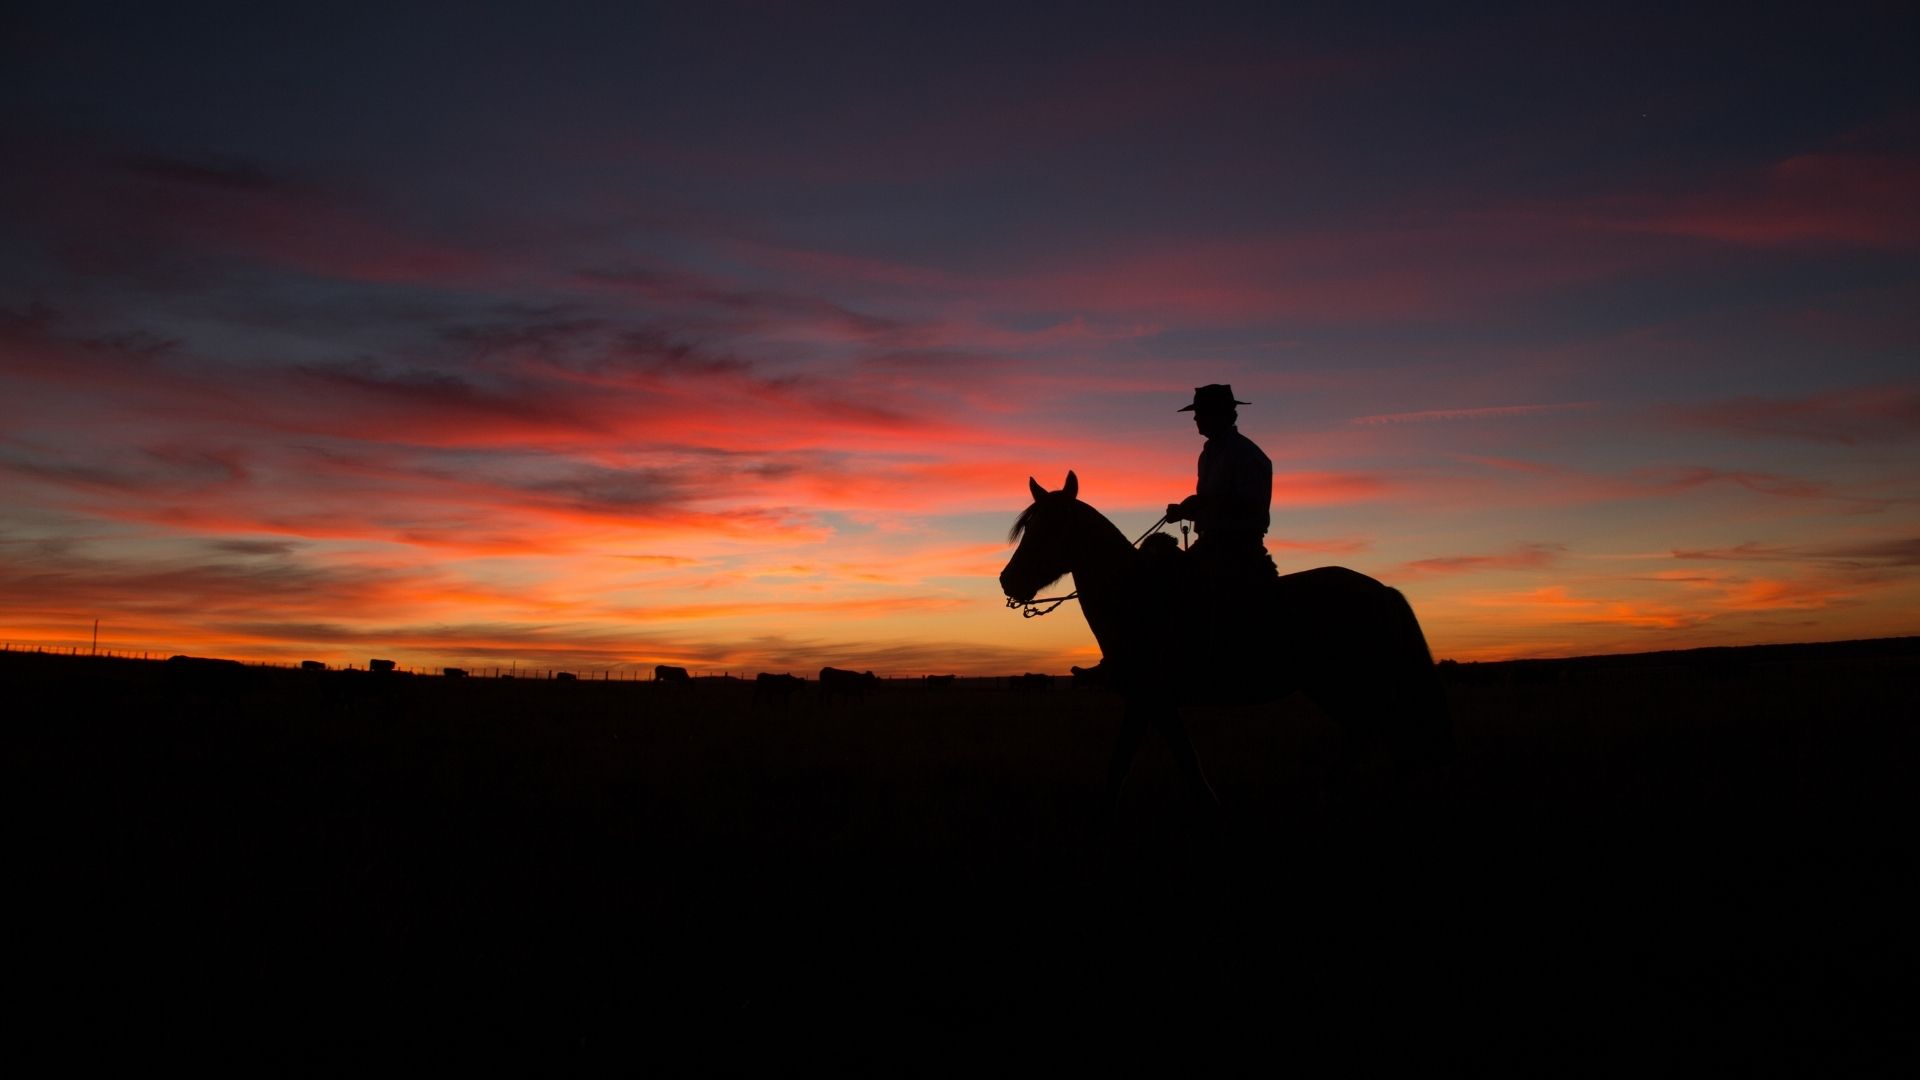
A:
1387;585;1435;668
1385;586;1453;762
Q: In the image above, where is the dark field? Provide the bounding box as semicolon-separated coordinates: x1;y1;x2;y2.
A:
13;642;1918;1071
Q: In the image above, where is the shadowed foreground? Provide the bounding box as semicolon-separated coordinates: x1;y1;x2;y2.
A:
13;643;1917;1071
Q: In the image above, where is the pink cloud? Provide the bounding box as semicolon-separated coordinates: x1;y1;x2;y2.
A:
1632;467;1905;513
1272;471;1394;506
1668;384;1920;445
1607;150;1920;249
1262;536;1373;556
33;153;499;285
1780;283;1920;353
988;233;1450;321
1448;454;1565;476
1351;403;1599;426
711;207;1659;331
1424;453;1908;515
605;46;1375;189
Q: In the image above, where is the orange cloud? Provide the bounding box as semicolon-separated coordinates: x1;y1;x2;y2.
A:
1469;585;1706;630
1641;566;1875;615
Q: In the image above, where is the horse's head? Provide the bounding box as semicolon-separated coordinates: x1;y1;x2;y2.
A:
1000;470;1081;603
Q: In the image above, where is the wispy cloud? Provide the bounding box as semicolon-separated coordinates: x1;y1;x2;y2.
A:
1668;385;1920;445
1672;537;1920;569
1468;585;1708;631
1637;567;1879;616
1634;466;1906;513
1596;148;1920;250
1350;402;1599;426
1400;542;1565;577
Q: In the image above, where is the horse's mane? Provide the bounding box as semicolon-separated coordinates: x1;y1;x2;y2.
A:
1008;502;1041;544
1008;496;1129;547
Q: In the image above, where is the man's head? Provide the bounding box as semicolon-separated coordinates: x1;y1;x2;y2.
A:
1178;383;1248;438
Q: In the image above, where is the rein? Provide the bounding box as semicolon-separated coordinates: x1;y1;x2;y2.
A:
1006;513;1170;618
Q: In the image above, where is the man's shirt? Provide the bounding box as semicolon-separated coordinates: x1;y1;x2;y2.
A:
1196;427;1272;536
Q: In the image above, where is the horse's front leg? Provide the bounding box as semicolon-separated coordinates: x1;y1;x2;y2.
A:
1106;697;1148;817
1156;709;1222;813
1109;694;1223;817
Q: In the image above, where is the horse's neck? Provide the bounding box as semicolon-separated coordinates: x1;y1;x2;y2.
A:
1067;504;1146;662
1066;503;1135;592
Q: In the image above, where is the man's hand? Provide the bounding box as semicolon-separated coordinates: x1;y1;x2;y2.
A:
1167;496;1201;521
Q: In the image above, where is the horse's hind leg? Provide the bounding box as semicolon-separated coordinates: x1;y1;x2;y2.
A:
1313;677;1447;818
1106;702;1149;816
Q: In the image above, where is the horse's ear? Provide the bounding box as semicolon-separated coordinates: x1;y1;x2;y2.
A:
1063;471;1078;499
1028;476;1046;502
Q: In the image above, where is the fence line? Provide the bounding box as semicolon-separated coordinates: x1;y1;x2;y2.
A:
3;642;1011;682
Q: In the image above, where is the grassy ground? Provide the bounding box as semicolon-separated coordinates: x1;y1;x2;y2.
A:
11;647;1917;1071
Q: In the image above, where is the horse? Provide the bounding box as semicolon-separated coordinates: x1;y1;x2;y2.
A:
999;471;1449;814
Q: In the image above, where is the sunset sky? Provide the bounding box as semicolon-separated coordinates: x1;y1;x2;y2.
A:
3;3;1916;674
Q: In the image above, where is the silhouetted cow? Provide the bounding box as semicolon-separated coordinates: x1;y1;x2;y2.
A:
300;660;326;671
819;666;879;704
162;654;247;689
1013;672;1053;690
443;667;468;678
165;655;245;674
754;672;805;706
369;658;396;673
655;664;690;683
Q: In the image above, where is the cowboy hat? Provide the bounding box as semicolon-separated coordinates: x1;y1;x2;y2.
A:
1177;383;1251;412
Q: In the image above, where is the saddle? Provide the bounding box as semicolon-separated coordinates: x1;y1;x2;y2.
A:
1138;535;1283;701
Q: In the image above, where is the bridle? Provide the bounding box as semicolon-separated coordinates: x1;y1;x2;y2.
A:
1005;513;1172;618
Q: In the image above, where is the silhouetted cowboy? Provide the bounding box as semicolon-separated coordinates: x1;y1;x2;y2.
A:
1159;384;1280;689
1166;383;1276;591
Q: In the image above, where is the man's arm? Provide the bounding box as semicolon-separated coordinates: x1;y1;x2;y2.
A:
1169;442;1213;521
